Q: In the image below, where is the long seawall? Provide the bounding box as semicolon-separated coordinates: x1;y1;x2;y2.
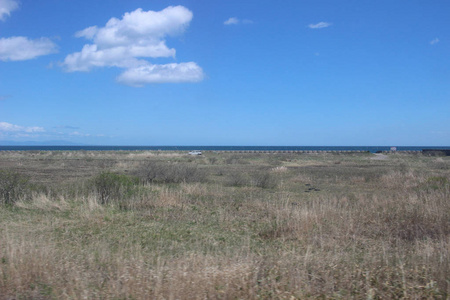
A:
199;150;422;154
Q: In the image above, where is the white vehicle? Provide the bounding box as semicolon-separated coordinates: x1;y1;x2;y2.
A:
188;150;202;156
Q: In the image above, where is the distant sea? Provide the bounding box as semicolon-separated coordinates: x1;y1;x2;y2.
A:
1;146;450;153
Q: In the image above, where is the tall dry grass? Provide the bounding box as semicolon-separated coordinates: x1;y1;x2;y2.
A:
0;153;449;299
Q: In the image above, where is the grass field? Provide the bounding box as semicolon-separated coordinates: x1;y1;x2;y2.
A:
0;150;449;299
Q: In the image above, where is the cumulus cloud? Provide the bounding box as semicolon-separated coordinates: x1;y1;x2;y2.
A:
308;22;332;29
63;43;154;71
0;0;18;21
224;17;239;25
117;62;204;86
0;36;58;61
430;38;439;45
63;6;204;85
0;122;44;133
0;1;57;61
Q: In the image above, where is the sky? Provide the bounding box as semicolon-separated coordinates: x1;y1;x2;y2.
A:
0;0;449;146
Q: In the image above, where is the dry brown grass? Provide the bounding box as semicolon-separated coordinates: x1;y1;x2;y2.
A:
0;151;449;299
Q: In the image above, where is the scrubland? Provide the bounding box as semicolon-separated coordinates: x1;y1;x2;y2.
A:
0;150;449;299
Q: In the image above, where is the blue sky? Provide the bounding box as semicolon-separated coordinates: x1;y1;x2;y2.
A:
0;0;449;146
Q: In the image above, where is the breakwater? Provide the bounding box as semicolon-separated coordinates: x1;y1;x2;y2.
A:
201;150;421;154
422;149;450;156
0;145;448;153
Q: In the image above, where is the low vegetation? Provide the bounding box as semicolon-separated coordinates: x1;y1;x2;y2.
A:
92;171;139;205
0;170;30;205
0;150;449;299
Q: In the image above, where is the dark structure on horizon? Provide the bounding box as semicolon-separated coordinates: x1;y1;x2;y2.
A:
422;149;450;156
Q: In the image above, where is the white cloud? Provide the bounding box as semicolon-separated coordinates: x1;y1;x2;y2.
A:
75;26;98;40
224;17;239;25
224;17;253;25
53;125;80;130
0;122;107;141
430;38;439;45
63;6;204;86
0;36;58;61
63;43;156;71
0;2;57;62
68;131;106;138
70;131;90;137
117;62;204;86
0;0;18;21
308;22;332;29
0;122;45;133
72;6;190;55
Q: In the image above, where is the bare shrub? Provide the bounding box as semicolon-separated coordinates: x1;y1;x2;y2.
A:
208;157;218;164
92;171;139;205
226;170;279;189
226;172;251;187
135;162;206;184
0;170;29;205
224;155;249;165
252;171;278;189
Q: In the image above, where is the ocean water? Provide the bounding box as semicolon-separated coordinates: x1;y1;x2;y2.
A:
0;145;449;153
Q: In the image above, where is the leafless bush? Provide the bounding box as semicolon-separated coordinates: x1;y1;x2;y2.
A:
224;155;248;165
0;170;29;205
91;171;139;205
208;157;218;164
226;172;251;187
226;170;278;188
252;172;278;189
135;161;206;184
